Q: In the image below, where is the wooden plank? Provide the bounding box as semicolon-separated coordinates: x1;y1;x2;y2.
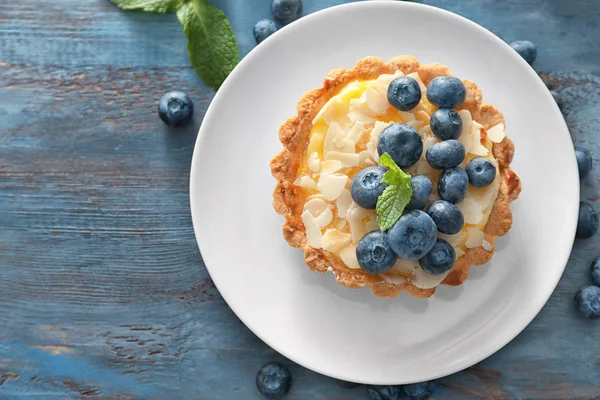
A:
1;0;600;398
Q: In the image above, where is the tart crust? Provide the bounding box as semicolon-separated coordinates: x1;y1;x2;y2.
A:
270;56;521;298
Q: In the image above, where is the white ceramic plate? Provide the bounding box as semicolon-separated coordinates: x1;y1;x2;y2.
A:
190;1;577;384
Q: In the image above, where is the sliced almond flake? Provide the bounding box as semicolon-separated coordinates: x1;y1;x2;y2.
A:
422;134;439;154
365;216;379;233
408;120;425;131
397;110;416;122
411;267;449;289
407;72;427;93
458;109;474;153
415;110;431;125
347;202;370;242
381;273;407;285
322;229;352;252
373;70;404;95
366;142;380;163
336;189;353;219
390;257;419;274
307;152;320;173
306;193;326;202
324;122;345;155
458;193;485;225
334;139;357;154
301;210;322;249
312;97;338;125
319;160;343;175
324;99;351;126
325;151;359;167
304;197;328;218
340;244;361;269
293;175;317;189
416;159;437;180
455;248;466;258
487;123;506;143
358;150;374;166
365;87;390;114
318;173;348;201
482;240;493;251
438;231;466;247
370;121;391;142
334;218;347;230
348;107;377;124
345;122;366;144
465;227;485;249
314;207;333;227
470;142;490;156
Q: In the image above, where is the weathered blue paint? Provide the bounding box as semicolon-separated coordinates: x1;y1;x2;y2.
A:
0;0;599;398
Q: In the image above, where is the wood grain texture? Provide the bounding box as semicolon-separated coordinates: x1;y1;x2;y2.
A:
1;0;599;398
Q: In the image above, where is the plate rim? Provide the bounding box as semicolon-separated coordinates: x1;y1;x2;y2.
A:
190;0;578;384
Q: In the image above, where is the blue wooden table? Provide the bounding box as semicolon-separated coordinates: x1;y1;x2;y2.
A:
1;0;599;398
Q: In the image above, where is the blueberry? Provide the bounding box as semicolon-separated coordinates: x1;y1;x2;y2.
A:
575;286;600;319
406;175;432;211
158;91;193;127
253;19;277;44
577;201;599;239
388;210;437;260
419;238;456;275
256;362;291;399
426;140;465;170
430;108;462;140
426;200;464;235
350;166;388;209
509;40;537;65
401;381;437;400
591;257;600;286
575;148;592;179
377;124;423;168
550;90;563;110
333;379;360;389
368;385;401;400
466;157;497;188
356;230;397;274
426;76;466;108
271;0;302;25
438;167;468;204
387;76;422;111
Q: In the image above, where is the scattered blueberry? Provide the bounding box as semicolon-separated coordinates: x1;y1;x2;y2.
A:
271;0;302;25
333;379;361;389
401;381;437;400
419;238;456;275
575;148;593;179
426;139;465;170
430;108;463;140
387;76;422;111
368;385;401;400
466;157;497;188
377;123;423;168
158;91;194;127
426;76;466;108
575;286;600;319
438;167;469;204
350;166;388;209
577;201;599;239
550;90;563;110
406;175;433;211
356;230;397;274
256;362;292;399
509;40;537;65
427;200;464;235
387;210;437;260
253;19;277;44
591;257;600;286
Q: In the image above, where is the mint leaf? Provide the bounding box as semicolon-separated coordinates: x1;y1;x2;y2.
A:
376;153;412;231
177;0;239;90
110;0;184;13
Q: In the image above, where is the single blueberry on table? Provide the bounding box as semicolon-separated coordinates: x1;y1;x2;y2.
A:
419;238;456;275
427;200;464;235
406;175;433;211
256;362;292;399
591;257;600;286
387;210;437;260
438;167;469;204
253;19;277;44
575;286;600;319
401;381;437;400
368;385;402;400
333;379;360;389
387;76;422;111
466;157;497;188
158;91;194;127
350;166;388;209
377;123;423;168
430;108;462;140
356;230;397;274
577;201;599;239
271;0;302;25
510;40;537;65
575;148;593;179
426;139;465;170
426;76;466;108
